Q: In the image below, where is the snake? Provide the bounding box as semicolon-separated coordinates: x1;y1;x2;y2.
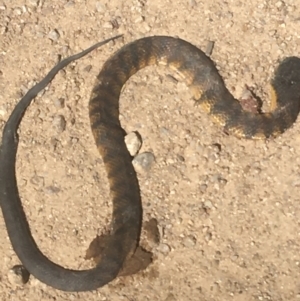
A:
1;34;300;292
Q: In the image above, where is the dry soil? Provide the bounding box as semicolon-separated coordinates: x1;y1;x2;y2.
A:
0;0;300;300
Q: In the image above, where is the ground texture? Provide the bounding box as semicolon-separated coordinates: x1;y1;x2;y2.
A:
0;0;300;300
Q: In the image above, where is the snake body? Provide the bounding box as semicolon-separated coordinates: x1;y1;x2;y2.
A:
1;35;300;292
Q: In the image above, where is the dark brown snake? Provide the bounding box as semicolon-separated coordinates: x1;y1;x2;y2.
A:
1;35;300;292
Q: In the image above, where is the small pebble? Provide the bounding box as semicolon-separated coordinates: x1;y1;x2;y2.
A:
189;0;197;6
19;179;27;188
132;152;155;173
203;200;213;209
218;177;227;187
83;64;93;72
134;16;144;23
44;186;61;194
0;26;7;34
48;29;60;41
183;235;196;248
125;131;142;156
143;23;151;32
205;231;213;242
27;0;39;6
205;41;215;56
165;293;176;301
71;137;79;144
52;115;66;132
199;183;208;192
65;1;75;7
177;154;185;162
158;243;171;254
54;98;65;108
8;265;30;285
30;174;44;187
13;8;22;15
95;1;104;12
102;22;113;29
0;107;6;116
211;143;221;153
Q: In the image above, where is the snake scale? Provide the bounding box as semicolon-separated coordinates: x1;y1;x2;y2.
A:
1;35;300;292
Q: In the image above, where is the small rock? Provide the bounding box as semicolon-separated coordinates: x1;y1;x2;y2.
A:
54;98;65;108
30;174;44;187
239;86;259;113
0;26;7;34
52;115;66;132
165;293;176;301
199;183;208;192
20;84;29;96
134;16;144;23
8;265;30;285
177;154;185;162
158;243;171;254
124;131;142;156
48;29;60;41
0;107;6;116
27;0;39;6
102;22;113;29
50;137;58;151
71;137;79;144
218;177;227;187
132;152;155;173
65;1;75;7
44;186;61;194
19;179;27;188
95;1;105;12
205;231;213;242
205;40;215;56
211;143;221;153
143;22;151;32
13;7;22;15
203;200;213;209
83;64;92;72
183;235;196;247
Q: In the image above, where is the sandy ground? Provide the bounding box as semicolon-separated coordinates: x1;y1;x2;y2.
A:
0;0;300;300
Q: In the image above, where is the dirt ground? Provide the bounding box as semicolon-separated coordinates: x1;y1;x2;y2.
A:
0;0;300;300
